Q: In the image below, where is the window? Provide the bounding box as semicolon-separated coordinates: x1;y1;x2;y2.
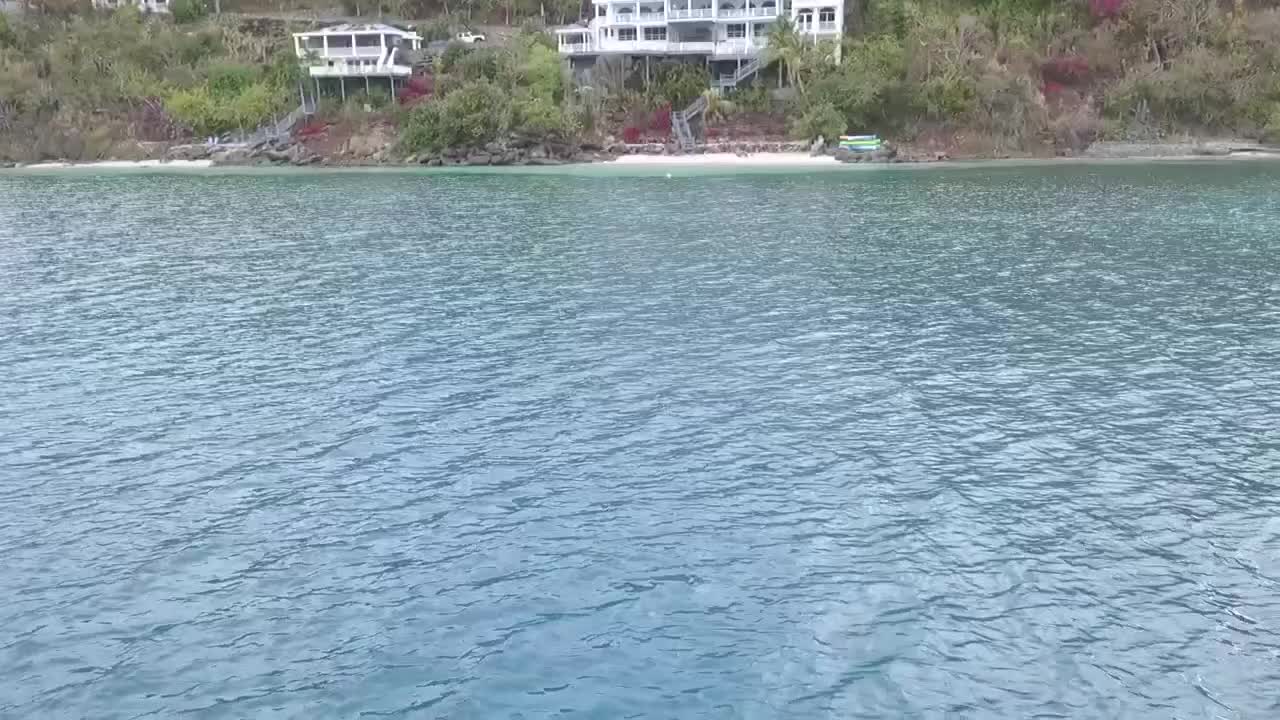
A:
726;23;746;38
644;27;667;41
819;7;835;21
752;23;768;37
618;28;637;41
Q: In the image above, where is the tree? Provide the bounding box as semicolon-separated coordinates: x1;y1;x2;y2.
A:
766;19;807;90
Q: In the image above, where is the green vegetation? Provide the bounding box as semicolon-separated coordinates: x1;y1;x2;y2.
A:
762;0;1280;148
0;10;300;161
5;0;1280;162
399;33;579;153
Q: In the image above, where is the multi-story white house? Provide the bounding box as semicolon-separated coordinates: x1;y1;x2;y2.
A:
292;23;424;99
92;0;171;13
556;0;842;90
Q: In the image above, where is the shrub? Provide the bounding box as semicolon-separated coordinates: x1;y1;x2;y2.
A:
400;79;511;152
438;42;473;74
171;0;207;24
790;101;847;142
515;95;577;137
1103;46;1255;132
206;63;258;98
518;43;565;103
652;63;709;108
732;83;771;113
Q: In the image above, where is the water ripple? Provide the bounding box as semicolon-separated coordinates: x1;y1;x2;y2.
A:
1;164;1278;718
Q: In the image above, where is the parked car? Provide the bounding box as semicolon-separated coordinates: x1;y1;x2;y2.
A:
455;31;486;44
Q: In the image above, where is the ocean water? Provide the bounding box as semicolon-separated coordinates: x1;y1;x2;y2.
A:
1;163;1278;719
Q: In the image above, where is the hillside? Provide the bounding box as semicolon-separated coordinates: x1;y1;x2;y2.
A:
2;0;1280;163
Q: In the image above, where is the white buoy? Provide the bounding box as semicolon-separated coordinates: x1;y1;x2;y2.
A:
665;173;673;179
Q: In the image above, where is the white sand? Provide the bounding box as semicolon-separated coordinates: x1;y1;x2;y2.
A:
22;159;214;170
611;152;838;167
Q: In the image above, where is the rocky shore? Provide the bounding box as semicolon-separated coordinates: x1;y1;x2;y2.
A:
6;135;1277;171
154;135;928;168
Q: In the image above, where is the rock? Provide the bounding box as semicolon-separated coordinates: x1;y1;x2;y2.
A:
0;161;14;169
484;141;504;154
209;147;252;165
528;145;547;159
344;127;394;158
810;136;825;155
527;157;565;166
465;152;491;166
262;149;292;163
426;157;442;167
165;144;212;162
403;155;418;164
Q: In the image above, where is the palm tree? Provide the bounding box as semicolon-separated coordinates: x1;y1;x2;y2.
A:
766;18;806;92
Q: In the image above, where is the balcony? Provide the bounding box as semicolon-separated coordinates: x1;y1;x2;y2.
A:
308;62;413;77
302;46;385;60
559;38;766;56
668;8;714;19
817;20;837;31
718;5;778;17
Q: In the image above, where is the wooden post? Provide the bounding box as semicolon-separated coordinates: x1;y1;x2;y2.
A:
340;77;346;102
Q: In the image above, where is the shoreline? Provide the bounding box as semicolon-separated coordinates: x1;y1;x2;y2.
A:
6;150;1280;173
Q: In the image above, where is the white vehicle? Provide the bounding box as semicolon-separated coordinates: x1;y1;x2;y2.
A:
455;31;486;44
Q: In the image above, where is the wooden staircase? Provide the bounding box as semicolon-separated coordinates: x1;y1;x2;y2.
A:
671;94;708;150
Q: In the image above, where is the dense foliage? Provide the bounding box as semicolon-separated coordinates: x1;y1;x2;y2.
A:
399;34;579;153
6;0;1280;161
0;10;300;160
758;0;1280;148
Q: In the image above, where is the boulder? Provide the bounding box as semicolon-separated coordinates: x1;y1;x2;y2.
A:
528;157;565;166
465;152;492;165
261;149;293;164
210;147;252;165
165;144;212;162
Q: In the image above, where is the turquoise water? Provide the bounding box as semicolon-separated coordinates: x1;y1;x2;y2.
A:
1;163;1278;718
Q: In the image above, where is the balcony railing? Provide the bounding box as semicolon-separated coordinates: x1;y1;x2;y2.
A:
719;6;778;17
637;11;666;21
668;8;713;18
303;46;385;59
559;39;767;55
817;20;837;31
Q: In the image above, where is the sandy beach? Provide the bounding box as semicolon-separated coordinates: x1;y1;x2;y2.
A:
21;159;215;170
611;152;838;167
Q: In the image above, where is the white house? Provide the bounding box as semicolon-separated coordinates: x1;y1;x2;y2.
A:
292;23;424;99
92;0;171;13
555;0;842;89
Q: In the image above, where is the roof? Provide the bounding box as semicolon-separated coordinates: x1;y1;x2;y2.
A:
294;23;422;39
